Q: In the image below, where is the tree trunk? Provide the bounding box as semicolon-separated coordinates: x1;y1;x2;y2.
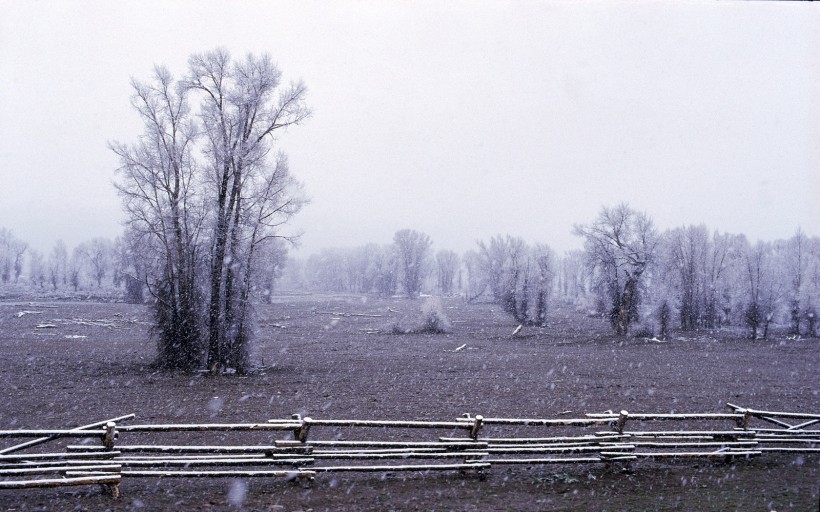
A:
616;277;638;336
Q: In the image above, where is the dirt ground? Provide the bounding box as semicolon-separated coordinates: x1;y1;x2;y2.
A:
0;295;817;511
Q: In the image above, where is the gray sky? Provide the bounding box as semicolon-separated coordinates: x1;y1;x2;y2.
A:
1;1;818;258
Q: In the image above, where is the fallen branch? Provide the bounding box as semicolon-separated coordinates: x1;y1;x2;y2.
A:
14;311;43;318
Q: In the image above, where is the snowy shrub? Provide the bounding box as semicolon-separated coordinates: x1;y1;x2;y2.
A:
418;297;451;334
389;297;451;335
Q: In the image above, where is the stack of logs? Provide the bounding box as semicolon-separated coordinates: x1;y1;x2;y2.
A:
1;404;817;497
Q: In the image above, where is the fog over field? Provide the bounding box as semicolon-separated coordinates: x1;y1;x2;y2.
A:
1;1;818;257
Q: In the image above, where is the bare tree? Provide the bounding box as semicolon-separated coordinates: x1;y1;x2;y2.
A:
701;231;738;328
740;239;783;339
462;249;487;302
68;246;84;291
306;249;350;292
12;239;26;284
393;229;432;298
531;244;556;326
184;49;309;373
0;229;26;285
78;238;114;287
112;64;206;370
475;235;512;304
435;249;460;296
48;240;68;290
471;236;555;325
665;225;709;330
783;229;808;335
370;244;399;297
28;250;46;289
556;250;587;305
575;204;659;336
113;49;308;372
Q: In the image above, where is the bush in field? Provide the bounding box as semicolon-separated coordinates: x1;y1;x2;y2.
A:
418;297;451;334
390;297;451;334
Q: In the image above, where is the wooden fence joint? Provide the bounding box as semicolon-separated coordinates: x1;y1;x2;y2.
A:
103;422;117;450
616;411;629;434
470;415;483;441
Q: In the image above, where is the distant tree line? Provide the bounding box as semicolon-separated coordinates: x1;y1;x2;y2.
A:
572;204;820;339
295;229;454;300
0;232;130;294
4;199;818;344
290;229;556;326
284;204;820;340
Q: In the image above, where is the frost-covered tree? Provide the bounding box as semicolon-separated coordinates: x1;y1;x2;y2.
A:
781;229;810;335
28;250;46;289
0;229;27;285
112;64;204;369
77;238;114;287
68;246;85;291
462;249;487;302
804;236;820;337
665;225;709;330
471;236;555;325
475;235;512;304
112;230;149;304
112;49;308;372
369;244;399;297
187;50;308;372
740;239;783;339
435;249;460;296
47;240;68;290
575;204;659;336
556;250;587;305
530;243;556;326
305;249;351;292
393;229;432;298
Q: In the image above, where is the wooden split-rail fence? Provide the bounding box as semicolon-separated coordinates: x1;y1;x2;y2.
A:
0;403;817;497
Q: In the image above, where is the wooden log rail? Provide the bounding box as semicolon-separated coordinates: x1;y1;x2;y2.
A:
0;474;122;490
726;403;820;430
1;405;818;495
0;414;135;455
115;422;302;432
284;415;478;443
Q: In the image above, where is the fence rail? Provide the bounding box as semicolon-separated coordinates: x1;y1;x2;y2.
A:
1;402;816;497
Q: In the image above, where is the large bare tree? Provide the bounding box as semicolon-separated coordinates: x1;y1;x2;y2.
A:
185;50;308;372
575;204;659;336
393;229;432;298
435;249;460;296
113;49;308;372
112;64;204;369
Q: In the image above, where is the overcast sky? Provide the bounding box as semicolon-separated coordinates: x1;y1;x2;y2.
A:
1;1;818;258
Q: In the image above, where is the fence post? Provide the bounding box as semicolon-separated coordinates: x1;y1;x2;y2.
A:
293;416;311;443
616;411;629;434
470;415;483;441
101;421;120;498
103;422;117;450
741;410;752;430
